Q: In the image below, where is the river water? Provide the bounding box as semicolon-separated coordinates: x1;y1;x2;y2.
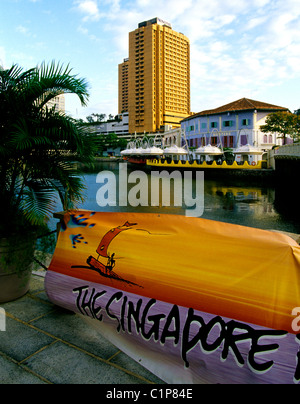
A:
62;161;300;236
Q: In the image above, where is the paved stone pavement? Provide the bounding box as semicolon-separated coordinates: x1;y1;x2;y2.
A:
0;273;165;385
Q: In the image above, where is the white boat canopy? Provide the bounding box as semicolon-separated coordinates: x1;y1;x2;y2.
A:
121;137;164;156
120;148;131;155
195;144;223;155
140;146;164;155
233;144;263;155
163;145;188;155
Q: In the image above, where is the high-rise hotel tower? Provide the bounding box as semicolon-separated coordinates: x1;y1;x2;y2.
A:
118;18;191;134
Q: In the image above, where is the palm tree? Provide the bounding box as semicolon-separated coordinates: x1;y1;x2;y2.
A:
0;61;97;235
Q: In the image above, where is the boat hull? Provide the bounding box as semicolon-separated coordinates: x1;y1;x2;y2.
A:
146;158;268;170
125;157;147;165
45;210;300;384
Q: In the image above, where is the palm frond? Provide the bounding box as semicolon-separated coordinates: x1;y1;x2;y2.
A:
21;181;58;226
37;60;90;107
0;61;96;226
10;118;54;151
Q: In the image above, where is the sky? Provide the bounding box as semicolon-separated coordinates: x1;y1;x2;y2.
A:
1;0;300;121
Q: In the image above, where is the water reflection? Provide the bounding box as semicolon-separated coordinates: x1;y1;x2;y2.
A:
202;181;283;230
53;162;300;235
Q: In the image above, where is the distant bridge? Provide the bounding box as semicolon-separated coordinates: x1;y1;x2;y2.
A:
273;143;300;185
274;143;300;160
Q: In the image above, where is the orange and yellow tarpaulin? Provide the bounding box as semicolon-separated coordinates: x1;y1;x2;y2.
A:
45;210;300;383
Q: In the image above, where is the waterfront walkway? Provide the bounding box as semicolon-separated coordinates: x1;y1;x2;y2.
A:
0;271;164;384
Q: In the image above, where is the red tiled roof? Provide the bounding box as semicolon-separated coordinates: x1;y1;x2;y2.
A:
182;98;289;121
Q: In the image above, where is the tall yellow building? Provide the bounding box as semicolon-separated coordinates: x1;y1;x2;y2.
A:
119;18;191;134
118;58;129;114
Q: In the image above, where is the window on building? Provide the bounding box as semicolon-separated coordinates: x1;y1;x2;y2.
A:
186;125;194;132
211;122;218;128
201;123;207;129
223;120;234;127
241;135;247;145
242;119;250;126
224;136;234;147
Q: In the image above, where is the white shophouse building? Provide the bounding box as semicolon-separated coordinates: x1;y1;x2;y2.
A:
181;98;290;155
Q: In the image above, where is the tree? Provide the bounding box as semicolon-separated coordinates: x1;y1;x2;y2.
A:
95;133;127;156
86;113;106;123
260;111;300;144
0;61;97;231
295;109;300;142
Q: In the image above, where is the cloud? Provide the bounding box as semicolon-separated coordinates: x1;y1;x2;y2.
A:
72;0;300;113
245;16;267;30
16;25;31;36
180;0;299;110
77;25;101;42
73;0;122;22
73;0;101;21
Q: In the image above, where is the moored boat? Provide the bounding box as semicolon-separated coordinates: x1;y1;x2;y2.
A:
45;210;300;384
